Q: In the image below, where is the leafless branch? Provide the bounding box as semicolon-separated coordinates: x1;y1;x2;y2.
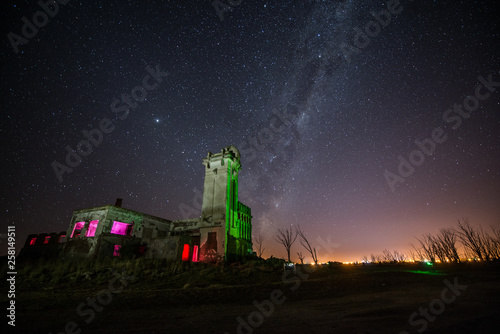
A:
274;225;298;263
254;234;266;258
296;225;318;264
297;252;305;264
455;219;489;261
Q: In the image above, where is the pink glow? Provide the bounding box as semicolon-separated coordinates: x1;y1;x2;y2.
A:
58;234;66;243
182;244;190;261
29;237;37;245
85;220;99;237
71;222;85;238
44;236;51;244
192;245;199;262
111;221;133;236
113;244;121;257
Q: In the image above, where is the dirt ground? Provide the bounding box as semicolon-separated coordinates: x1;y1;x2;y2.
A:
11;263;500;334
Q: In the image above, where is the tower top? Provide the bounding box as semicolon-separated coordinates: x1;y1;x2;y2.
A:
203;145;241;170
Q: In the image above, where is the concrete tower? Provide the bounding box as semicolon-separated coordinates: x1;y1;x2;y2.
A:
200;146;252;261
201;145;241;223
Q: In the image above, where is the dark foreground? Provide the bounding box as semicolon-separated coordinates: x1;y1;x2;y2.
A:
9;261;500;334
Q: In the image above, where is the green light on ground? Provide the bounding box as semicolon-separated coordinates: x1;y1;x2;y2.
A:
405;270;446;276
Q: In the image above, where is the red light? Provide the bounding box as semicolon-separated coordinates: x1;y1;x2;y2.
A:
192;245;199;262
29;237;37;245
44;236;51;244
182;244;190;261
113;245;121;257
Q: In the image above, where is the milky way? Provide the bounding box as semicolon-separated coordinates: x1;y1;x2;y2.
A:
1;0;499;261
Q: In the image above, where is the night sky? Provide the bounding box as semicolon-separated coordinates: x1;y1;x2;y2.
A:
1;0;499;262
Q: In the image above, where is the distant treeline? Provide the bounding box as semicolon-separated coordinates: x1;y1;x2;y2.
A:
364;219;500;263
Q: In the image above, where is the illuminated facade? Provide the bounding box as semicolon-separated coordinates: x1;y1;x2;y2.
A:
20;146;253;262
199;145;253;261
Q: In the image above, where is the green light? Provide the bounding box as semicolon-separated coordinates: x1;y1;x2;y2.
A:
426;261;433;266
405;270;446;276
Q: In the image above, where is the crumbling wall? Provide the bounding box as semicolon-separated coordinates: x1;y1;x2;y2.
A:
17;231;66;261
61;237;97;259
199;226;224;262
67;207;108;239
101;207;144;236
141;216;172;239
145;237;180;260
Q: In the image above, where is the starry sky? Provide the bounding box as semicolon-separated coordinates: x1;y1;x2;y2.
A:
1;0;499;262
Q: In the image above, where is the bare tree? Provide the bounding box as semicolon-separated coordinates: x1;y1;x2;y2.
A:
370;253;382;263
393;250;407;262
436;228;460;262
382;249;394;262
274;225;298;263
254;234;266;258
455;219;489;261
415;234;437;263
410;243;424;262
380;249;406;262
488;226;500;260
297;252;305;264
296;225;318;265
361;255;368;263
480;225;500;261
408;249;417;262
370;253;384;263
414;229;462;263
430;234;447;263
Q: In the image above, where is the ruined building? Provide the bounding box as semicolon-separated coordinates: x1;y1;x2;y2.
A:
19;146;253;262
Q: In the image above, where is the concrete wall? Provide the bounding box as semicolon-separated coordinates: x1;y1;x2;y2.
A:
144;237;180;260
18;231;66;261
63;205;173;258
67;206;172;239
